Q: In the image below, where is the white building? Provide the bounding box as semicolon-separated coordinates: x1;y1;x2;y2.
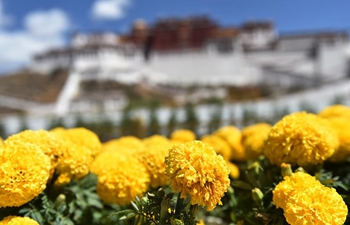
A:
0;18;349;121
31;20;350;88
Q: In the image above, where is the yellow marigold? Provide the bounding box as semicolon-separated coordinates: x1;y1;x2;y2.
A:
136;141;173;188
169;139;184;147
54;173;72;187
170;129;196;143
263;112;338;166
4;130;93;185
0;216;39;225
0;137;2;145
0;141;51;208
241;123;271;160
102;136;144;152
273;172;347;225
226;161;240;179
319;104;350;119
90;150;120;175
201;135;231;161
143;134;170;146
51;127;102;156
165;140;230;211
326;117;350;162
5;130;64;169
96;154;150;205
197;220;205;225
91;142;142;176
54;144;93;186
273;172;322;209
214;126;245;161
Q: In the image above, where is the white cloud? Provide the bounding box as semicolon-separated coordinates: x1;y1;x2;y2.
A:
92;0;130;20
0;8;70;73
25;9;70;37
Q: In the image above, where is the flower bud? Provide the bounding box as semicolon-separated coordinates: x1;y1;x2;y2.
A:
170;218;184;225
295;167;305;173
252;188;264;205
248;161;260;175
281;163;293;177
57;194;66;204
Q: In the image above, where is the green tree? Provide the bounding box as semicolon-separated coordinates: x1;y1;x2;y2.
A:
271;106;290;124
18;114;28;132
183;103;199;134
242;107;259;127
91;118;115;142
228;109;238;126
0;121;5;138
207;103;223;134
299;102;316;114
131;117;146;138
47;117;65;130
74;114;87;128
147;102;161;136
120;105;134;136
167;109;178;136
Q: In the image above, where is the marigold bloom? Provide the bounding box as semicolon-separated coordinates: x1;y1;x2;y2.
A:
5;130;64;169
263;112;338;166
226;161;240;179
165;140;230;211
201;135;231;161
273;172;347;225
102;136;144;152
51;127;102;156
143;134;170;146
96;154;150;205
197;220;205;225
326;117;350;162
0;141;51;207
318;104;350;119
5;129;93;185
90;150;120;175
273;172;322;209
137;140;173;188
214;126;245;161
170;129;196;143
0;216;39;225
54;144;93;185
241;123;271;160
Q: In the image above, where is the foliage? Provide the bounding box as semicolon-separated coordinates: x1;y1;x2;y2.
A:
3;104;350;225
148;102;161;136
207;103;223;134
183;103;199;134
0;173;122;225
114;187;199;225
166;109;178;136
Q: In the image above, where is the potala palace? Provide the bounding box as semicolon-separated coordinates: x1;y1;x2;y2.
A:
33;17;350;87
1;16;350;134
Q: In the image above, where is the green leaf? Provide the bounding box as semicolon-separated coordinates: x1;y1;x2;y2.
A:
113;209;136;219
86;197;103;209
244;217;262;225
130;201;139;211
30;211;44;225
258;168;272;187
231;181;253;190
245;171;260;188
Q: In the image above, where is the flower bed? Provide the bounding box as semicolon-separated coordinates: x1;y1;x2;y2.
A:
0;104;350;224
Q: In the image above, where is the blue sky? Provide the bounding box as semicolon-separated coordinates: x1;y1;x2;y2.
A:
0;0;350;73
